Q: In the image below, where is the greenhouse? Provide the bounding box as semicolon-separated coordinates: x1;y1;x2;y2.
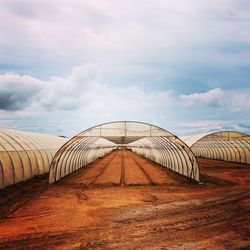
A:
0;128;67;189
181;131;250;165
49;121;200;183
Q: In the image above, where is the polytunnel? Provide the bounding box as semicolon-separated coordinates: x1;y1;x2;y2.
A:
0;128;68;189
181;131;250;165
49;121;199;183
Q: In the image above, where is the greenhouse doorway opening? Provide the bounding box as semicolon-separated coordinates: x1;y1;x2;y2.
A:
49;121;200;184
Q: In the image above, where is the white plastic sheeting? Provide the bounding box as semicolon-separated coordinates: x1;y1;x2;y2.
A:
128;137;199;181
49;121;200;183
181;131;250;165
0;128;68;189
49;137;116;183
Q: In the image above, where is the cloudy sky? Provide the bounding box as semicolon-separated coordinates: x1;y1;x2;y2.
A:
0;0;249;137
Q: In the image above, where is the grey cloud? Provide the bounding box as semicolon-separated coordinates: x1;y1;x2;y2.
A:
0;91;31;110
3;1;38;19
1;0;249;80
0;73;44;111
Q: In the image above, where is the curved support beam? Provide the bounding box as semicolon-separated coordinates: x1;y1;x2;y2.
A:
182;131;250;165
49;121;200;183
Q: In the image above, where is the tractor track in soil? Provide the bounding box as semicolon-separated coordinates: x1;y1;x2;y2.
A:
88;152;117;186
0;150;249;249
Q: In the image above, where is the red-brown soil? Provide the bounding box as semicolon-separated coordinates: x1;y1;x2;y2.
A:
0;149;249;249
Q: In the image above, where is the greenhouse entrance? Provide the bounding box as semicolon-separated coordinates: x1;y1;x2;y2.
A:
49;121;200;184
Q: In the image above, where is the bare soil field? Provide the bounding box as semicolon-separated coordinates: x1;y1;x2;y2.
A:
0;149;249;249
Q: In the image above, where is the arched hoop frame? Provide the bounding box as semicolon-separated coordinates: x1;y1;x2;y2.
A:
181;131;250;165
49;121;200;183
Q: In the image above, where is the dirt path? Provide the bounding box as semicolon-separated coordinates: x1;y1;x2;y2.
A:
61;149;179;187
0;150;249;249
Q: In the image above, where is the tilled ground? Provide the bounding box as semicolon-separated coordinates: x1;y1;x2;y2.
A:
0;149;249;249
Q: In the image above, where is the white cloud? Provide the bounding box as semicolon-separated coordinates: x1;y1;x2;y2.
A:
40;64;173;114
0;64;249;136
180;88;224;107
173;120;248;136
180;87;250;112
0;64;174;135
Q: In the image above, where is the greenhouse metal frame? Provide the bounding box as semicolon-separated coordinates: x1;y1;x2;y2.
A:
49;121;200;183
